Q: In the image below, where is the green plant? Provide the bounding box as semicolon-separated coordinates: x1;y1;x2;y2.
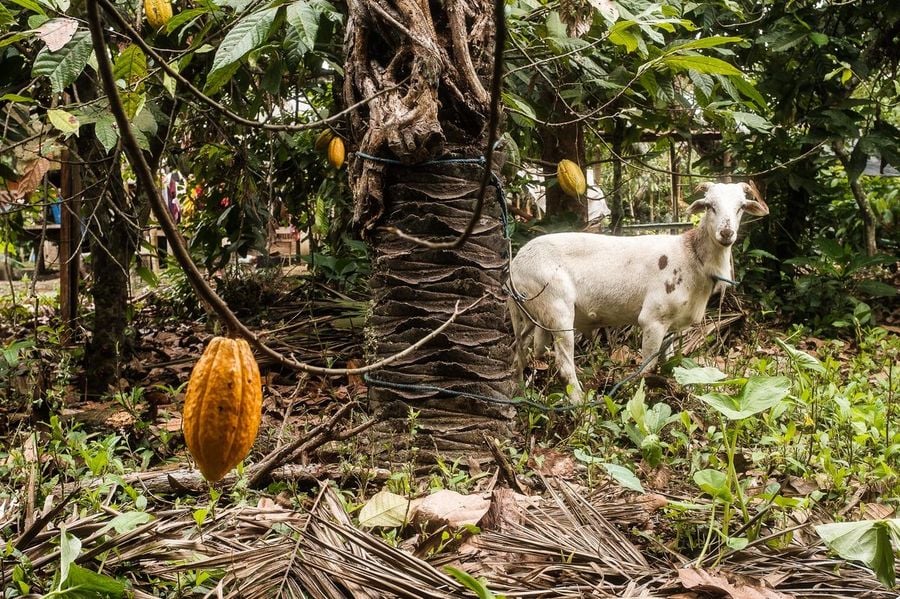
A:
676;365;792;558
784;237;897;333
622;380;679;468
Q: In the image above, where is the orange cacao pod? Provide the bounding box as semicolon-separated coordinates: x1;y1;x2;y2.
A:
557;159;586;198
182;336;262;482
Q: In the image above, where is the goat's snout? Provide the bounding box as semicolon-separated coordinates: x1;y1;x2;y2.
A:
717;227;735;245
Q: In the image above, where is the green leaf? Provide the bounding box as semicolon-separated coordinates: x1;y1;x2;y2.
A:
120;91;145;121
726;535;749;550
730;111;772;132
665;35;742;53
47;108;79;135
59;525;82;586
728;75;767;110
112;44;147;85
501;92;536;121
165;5;216;33
809;32;828;46
673;366;727;385
207;7;279;85
285;0;320;54
602;463;645;493
357;490;409;528
100;511;154;535
661;54;742;76
773;338;826;374
0;93;33;103
693;469;731;502
32;30;93;94
443;566;497;599
6;0;46;15
63;564;127;597
816;520;900;588
203;61;241;95
701;376;790;420
0;31;33;48
94;116;118;153
857;280;899;298
608;20;639;53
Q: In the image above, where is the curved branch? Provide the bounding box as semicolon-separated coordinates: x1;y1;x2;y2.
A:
85;0;479;376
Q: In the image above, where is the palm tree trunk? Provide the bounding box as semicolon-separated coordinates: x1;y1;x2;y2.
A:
343;0;516;458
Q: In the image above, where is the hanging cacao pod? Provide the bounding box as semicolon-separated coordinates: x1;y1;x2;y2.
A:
182;336;262;482
314;129;335;153
557;159;587;198
327;137;345;169
144;0;173;29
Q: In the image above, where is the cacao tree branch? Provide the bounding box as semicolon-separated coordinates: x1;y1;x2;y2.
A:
95;0;403;134
85;0;481;376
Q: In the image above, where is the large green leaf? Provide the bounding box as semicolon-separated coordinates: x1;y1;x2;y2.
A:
32;30;93;93
693;469;731;502
285;0;320;53
816;520;900;588
94;116;119;154
661;54;742;76
603;463;645;493
674;366;728;385
700;376;791;420
774;338;826;374
206;7;279;87
665;35;742;53
112;44;147;85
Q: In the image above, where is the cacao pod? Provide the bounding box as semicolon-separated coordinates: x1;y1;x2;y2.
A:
144;0;173;29
182;336;262;482
314;129;334;153
327;137;345;169
557;159;586;198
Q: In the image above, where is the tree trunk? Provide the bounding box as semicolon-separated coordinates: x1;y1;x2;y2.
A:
78;136;140;396
833;142;878;256
343;0;515;459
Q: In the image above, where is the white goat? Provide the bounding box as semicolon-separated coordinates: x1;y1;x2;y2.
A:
508;182;769;402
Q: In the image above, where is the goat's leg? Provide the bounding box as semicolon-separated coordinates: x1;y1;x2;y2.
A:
638;319;669;372
552;329;584;403
508;300;533;377
533;327;551;360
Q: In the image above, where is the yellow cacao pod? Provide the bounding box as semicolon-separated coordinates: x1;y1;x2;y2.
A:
557;159;586;198
327;137;345;169
144;0;173;29
314;129;335;153
182;336;262;482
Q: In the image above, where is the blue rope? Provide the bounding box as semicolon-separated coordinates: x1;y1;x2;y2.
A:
712;274;740;286
363;334;675;413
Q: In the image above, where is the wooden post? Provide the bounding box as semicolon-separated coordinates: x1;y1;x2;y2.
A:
59;151;81;341
669;141;680;235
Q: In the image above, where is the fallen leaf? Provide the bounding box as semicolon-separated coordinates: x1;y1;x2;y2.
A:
529;448;575;478
358;490;410;528
414;489;491;528
678;568;794;599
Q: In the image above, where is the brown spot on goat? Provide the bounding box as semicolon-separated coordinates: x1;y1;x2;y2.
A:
658;255;668;270
665;281;676;294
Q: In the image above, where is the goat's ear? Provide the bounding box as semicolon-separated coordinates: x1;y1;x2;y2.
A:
687;198;710;214
740;182;769;215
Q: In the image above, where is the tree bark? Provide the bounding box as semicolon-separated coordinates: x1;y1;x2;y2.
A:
833;142;878;256
343;0;515;459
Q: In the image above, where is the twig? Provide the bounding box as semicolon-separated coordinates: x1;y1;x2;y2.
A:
246;402;356;487
84;0;480;376
95;0;401;134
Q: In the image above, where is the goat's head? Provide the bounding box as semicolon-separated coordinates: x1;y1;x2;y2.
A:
688;182;769;247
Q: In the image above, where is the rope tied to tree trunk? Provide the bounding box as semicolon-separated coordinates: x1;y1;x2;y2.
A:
353;149;513;240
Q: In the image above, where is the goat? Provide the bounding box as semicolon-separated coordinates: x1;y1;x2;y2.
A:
508;182;769;402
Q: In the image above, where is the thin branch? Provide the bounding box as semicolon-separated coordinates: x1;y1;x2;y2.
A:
95;0;402;133
85;0;481;376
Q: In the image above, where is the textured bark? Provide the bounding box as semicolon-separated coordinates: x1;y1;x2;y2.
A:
343;0;515;458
